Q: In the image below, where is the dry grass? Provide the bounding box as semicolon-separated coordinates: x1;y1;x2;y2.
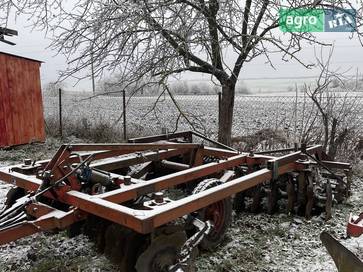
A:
44;115;155;143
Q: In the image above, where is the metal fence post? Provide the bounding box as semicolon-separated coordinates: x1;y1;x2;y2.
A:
123;89;127;141
58;88;63;138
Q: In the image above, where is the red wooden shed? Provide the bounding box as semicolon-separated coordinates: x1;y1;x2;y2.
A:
0;52;45;147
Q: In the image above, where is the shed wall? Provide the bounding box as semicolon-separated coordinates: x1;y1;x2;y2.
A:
0;53;45;147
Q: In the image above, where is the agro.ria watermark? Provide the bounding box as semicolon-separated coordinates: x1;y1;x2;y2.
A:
279;8;356;32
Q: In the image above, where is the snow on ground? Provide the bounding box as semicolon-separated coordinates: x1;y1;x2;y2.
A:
0;140;362;271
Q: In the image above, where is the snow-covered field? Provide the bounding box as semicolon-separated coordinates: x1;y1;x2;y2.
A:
43;92;363;146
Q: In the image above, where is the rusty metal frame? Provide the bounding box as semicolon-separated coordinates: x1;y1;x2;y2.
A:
0;131;352;243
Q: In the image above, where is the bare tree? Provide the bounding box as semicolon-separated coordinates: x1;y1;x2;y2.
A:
2;0;362;144
303;48;361;159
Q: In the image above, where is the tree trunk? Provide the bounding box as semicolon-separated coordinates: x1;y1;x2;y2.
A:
327;118;338;159
322;116;329;152
218;82;235;146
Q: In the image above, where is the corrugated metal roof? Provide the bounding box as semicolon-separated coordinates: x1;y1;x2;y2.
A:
0;51;43;63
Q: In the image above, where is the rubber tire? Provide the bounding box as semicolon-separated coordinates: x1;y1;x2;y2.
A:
192;178;232;251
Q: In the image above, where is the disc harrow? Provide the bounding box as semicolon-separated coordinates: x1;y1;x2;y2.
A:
0;131;352;271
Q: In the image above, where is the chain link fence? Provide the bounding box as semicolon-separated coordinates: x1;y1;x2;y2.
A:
43;91;363;156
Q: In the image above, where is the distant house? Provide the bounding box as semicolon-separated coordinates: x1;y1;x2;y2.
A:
0;52;45;147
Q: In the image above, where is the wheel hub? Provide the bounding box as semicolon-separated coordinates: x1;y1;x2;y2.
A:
205;201;225;234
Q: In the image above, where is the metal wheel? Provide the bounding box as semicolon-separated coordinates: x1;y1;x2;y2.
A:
325;180;333;220
4;187;25;208
305;174;314;220
286;176;296;214
250;185;262;213
191;178;232;251
66;220;84;238
267;181;278;214
0;187;27;228
104;223;146;271
297;172;307;216
104;224;129;264
135;231;188;272
233;192;245;213
83;215;111;252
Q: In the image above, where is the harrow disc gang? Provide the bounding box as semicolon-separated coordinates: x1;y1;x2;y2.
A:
0;131;353;271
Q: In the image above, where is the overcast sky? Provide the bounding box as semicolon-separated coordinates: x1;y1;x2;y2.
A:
1;11;363;93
